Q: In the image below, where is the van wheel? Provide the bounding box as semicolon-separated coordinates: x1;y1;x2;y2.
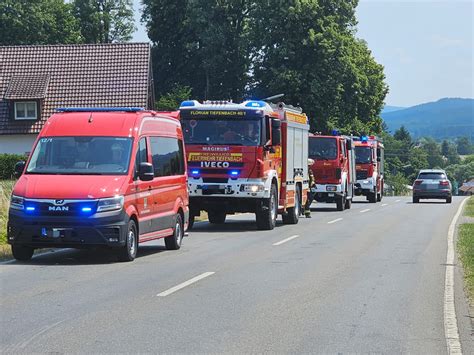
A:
118;220;138;262
165;214;184;250
208;211;226;224
446;196;452;204
256;184;278;230
188;215;195;230
282;185;300;224
413;196;419;203
11;245;34;261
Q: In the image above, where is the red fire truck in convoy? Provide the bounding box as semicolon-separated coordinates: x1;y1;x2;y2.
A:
353;136;384;203
308;133;356;210
179;100;310;230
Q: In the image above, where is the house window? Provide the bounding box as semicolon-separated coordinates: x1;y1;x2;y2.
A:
14;102;37;120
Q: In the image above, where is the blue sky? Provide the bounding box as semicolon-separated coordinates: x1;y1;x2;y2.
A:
132;0;473;107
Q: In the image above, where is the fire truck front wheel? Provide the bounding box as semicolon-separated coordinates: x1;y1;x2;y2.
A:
208;211;226;224
336;194;345;211
256;184;278;230
282;185;301;225
368;188;377;203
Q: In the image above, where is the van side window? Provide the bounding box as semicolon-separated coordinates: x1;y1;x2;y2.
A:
134;137;148;178
150;137;185;177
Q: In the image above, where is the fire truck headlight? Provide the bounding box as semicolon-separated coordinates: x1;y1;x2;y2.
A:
240;184;264;193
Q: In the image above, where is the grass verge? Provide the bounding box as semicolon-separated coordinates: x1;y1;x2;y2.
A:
458;223;474;300
464;196;474;218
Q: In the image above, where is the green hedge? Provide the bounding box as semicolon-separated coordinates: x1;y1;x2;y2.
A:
0;154;27;180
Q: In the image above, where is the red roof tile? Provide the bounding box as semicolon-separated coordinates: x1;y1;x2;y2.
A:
0;43;153;135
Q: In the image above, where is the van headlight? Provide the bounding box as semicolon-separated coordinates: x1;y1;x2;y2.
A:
97;196;124;212
10;195;24;210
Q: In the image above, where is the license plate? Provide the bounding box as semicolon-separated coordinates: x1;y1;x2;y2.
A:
41;228;65;238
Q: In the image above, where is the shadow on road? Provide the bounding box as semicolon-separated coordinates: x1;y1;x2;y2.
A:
190;218;287;234
8;244;168;265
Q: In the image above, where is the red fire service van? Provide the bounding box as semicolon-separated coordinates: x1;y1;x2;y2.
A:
8;108;189;262
353;135;385;203
179;100;310;230
308;133;356;210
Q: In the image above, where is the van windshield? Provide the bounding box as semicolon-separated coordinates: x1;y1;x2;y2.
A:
26;137;133;175
181;117;262;146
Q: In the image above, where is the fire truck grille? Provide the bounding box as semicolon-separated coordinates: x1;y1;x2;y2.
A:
357;170;368;180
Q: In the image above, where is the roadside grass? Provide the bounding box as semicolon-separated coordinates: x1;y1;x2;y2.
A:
458;223;474;300
464;196;474;218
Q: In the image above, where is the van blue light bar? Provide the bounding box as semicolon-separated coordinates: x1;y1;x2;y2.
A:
56;107;144;112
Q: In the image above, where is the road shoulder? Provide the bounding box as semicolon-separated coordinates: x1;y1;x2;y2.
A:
455;212;474;353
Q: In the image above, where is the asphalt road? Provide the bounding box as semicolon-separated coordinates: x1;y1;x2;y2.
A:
1;196;471;353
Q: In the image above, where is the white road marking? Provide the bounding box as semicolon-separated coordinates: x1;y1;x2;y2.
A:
395;199;401;202
273;235;300;246
360;209;371;213
381;203;388;206
444;198;468;355
157;272;215;297
328;218;343;224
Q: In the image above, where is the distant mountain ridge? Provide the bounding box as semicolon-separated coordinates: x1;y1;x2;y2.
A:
382;105;405;114
381;98;474;140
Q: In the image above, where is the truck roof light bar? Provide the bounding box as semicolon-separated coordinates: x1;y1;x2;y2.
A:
56;107;144;112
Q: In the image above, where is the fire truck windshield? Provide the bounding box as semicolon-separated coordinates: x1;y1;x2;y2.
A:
355;146;372;164
182;117;262;146
309;137;337;160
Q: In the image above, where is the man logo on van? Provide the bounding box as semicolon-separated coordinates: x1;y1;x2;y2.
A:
49;206;69;211
200;161;230;168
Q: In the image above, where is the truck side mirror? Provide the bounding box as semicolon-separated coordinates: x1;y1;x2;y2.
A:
346;140;352;151
139;162;154;181
271;119;281;146
14;161;26;178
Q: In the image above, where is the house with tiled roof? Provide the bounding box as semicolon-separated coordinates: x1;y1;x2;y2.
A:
0;43;154;154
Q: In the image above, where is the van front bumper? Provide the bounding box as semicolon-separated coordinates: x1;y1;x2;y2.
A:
7;208;129;249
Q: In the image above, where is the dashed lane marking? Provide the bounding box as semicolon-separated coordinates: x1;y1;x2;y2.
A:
360;209;371;213
157;272;215;297
381;203;388;206
328;218;343;224
273;235;300;246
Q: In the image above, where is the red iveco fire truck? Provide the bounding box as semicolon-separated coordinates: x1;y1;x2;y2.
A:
179;100;310;230
308;133;356;211
353;136;385;203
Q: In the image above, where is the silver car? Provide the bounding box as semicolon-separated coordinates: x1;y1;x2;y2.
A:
412;169;452;203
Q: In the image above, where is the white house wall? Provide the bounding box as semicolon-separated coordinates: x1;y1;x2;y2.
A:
0;134;37;155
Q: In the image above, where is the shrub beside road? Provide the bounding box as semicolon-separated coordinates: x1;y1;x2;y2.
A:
0;180;14;258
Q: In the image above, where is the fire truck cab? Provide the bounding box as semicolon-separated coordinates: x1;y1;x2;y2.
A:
180;100;310;230
308;133;356;211
353;136;384;203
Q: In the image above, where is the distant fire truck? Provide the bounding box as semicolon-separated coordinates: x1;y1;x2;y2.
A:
308;133;356;210
353;136;385;203
179;100;310;230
